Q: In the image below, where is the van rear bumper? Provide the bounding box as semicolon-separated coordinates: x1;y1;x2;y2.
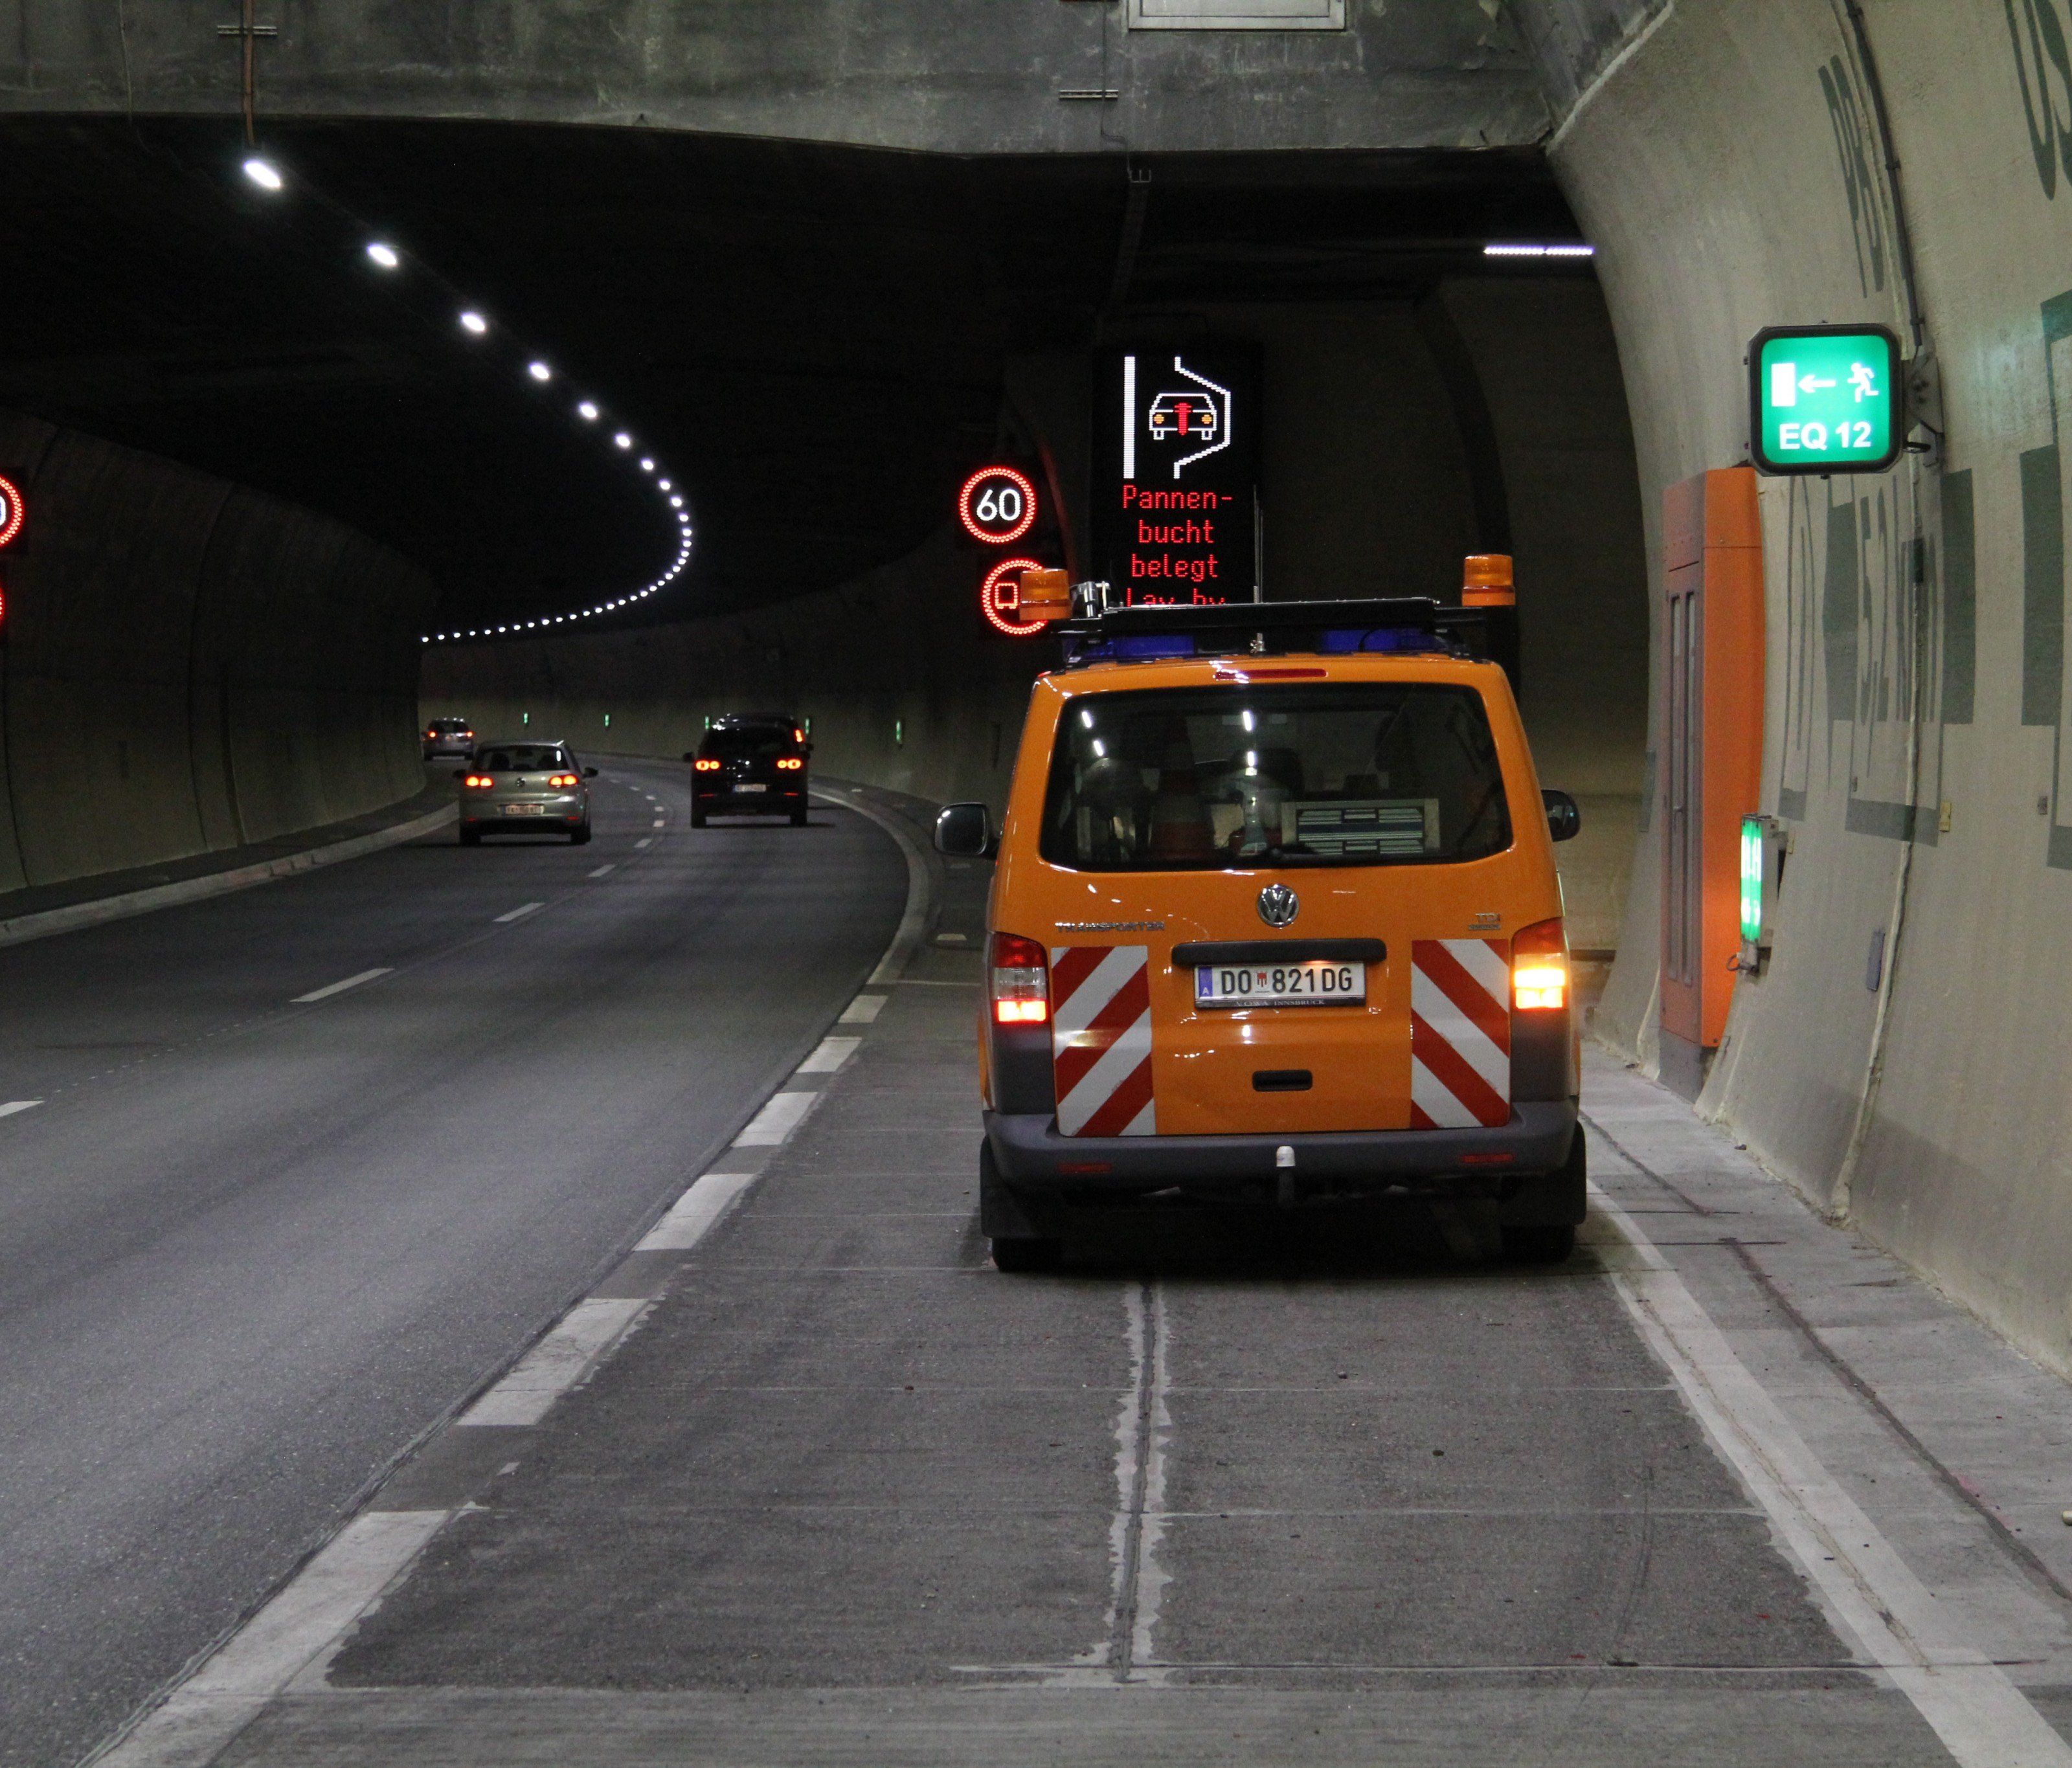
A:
985;1101;1577;1202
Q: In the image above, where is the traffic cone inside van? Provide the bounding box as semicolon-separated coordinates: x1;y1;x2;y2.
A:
1149;726;1216;861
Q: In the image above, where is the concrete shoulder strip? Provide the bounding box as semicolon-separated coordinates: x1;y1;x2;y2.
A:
0;804;457;952
1588;1184;2072;1768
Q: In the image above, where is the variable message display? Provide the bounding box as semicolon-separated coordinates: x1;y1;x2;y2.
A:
1092;345;1260;603
1749;324;1903;475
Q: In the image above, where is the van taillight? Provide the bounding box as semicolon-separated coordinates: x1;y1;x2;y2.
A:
991;932;1050;1025
1512;917;1569;1011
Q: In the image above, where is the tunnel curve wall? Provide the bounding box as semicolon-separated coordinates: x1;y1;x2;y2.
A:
1549;3;2072;1375
0;412;432;895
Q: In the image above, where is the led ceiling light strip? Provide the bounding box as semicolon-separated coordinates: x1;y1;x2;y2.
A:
237;151;693;646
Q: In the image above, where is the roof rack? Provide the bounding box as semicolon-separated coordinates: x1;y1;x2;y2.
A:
1055;588;1489;671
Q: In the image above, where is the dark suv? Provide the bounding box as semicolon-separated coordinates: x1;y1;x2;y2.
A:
687;716;811;827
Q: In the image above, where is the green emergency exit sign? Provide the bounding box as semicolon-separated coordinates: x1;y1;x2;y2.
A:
1748;324;1904;475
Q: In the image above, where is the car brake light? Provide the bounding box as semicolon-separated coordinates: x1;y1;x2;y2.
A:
547;772;578;788
776;757;803;770
1512;917;1569;1011
991;932;1050;1025
694;757;721;772
463;774;494;789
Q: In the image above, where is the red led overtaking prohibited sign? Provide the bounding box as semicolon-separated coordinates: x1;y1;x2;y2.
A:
0;475;23;550
958;466;1037;546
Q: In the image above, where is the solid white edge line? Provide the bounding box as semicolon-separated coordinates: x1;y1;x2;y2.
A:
289;967;394;1005
93;1508;453;1768
493;901;545;923
0;1099;42;1118
1588;1182;2072;1767
809;787;929;986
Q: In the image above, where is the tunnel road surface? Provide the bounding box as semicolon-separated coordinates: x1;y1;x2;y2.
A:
0;763;906;1768
100;921;2072;1764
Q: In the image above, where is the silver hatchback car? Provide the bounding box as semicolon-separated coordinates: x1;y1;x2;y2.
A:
458;741;597;845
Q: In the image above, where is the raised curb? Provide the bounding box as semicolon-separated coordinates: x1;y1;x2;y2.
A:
0;803;458;950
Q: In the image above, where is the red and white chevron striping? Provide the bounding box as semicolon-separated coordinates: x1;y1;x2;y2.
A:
1048;945;1156;1137
1410;937;1512;1129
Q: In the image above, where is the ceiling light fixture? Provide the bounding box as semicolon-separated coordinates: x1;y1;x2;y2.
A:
459;310;488;335
242;156;284;192
366;242;400;269
528;361;553;382
578;401;599;420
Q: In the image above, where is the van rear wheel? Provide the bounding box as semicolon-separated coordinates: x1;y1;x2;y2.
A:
1501;1224;1575;1264
991;1234;1064;1274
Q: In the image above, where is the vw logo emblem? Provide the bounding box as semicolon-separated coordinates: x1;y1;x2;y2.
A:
1257;883;1299;928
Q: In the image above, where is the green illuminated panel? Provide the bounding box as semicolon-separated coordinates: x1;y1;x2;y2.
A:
1740;816;1763;943
1750;325;1903;476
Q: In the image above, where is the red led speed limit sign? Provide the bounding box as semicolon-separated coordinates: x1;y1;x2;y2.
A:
958;465;1037;546
0;475;22;550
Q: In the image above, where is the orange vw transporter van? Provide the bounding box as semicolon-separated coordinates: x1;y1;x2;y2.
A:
935;583;1584;1272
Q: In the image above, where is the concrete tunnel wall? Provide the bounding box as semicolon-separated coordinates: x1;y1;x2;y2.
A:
1543;2;2072;1377
423;274;1650;954
0;412;433;895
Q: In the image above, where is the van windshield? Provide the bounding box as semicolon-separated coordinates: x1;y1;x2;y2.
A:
1039;684;1512;871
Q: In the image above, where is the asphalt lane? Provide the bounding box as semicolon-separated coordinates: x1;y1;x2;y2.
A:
0;763;905;1768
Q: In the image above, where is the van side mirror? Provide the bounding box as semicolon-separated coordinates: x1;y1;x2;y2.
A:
935;802;995;859
1543;789;1581;843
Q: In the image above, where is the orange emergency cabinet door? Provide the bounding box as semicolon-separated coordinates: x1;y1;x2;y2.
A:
1660;467;1763;1066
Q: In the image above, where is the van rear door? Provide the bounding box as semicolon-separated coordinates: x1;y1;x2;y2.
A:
1038;679;1517;1136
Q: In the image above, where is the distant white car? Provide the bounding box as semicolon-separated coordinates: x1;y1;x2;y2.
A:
423;717;475;759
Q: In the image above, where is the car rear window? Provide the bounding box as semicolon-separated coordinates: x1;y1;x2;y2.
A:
477;745;569;772
1039;684;1512;871
702;728;793;761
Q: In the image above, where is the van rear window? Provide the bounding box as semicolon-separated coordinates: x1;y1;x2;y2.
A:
1039;684;1511;871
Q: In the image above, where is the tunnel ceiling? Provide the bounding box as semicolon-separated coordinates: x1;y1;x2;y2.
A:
0;117;1582;631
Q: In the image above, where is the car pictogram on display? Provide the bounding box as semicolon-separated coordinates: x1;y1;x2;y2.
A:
1147;390;1219;442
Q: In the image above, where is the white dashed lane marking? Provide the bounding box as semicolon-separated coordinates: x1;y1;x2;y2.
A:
797;1036;861;1074
0;1100;43;1119
290;967;394;1005
456;1297;651;1428
839;994;887;1024
587;865;616;878
635;838;652;849
733;1090;818;1147
493;902;545;924
636;1172;756;1251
